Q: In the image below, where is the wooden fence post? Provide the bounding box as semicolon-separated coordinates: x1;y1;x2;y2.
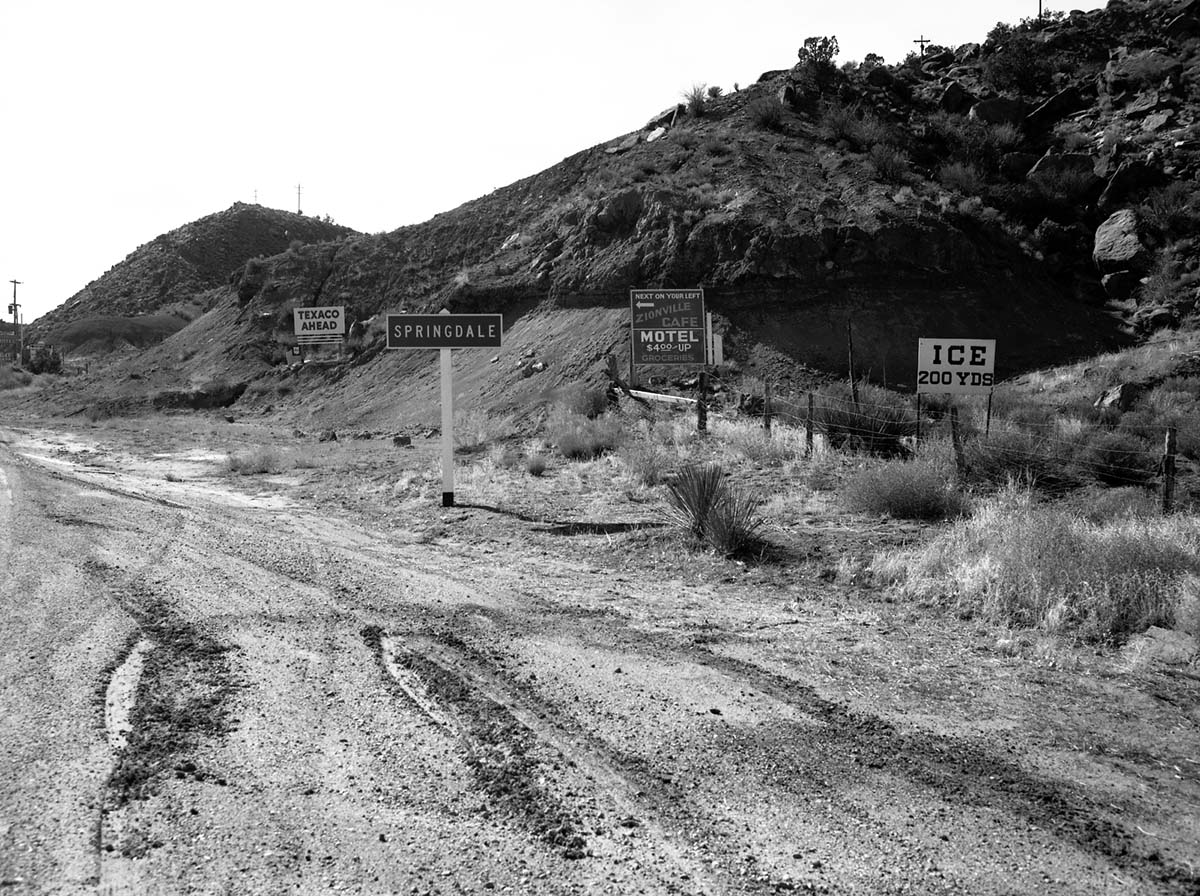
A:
697;370;708;433
950;406;965;479
805;392;815;456
763;381;772;433
1163;426;1177;514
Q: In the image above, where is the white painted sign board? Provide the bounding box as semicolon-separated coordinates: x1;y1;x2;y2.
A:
917;338;996;394
293;306;346;344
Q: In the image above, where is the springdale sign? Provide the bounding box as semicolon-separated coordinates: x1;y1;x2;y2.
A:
917;338;996;394
293;306;345;345
385;314;503;349
385;311;504;507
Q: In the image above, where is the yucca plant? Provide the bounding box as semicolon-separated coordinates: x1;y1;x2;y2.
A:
664;463;764;556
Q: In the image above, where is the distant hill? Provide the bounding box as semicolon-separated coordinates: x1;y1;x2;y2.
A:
32;203;357;353
22;0;1200;422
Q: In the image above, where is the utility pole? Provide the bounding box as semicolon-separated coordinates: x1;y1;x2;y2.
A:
8;280;21;356
914;35;931;56
296;183;302;215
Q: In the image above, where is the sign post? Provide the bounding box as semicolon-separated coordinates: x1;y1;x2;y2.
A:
386;310;503;506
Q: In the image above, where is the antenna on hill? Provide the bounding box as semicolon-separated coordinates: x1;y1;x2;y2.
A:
914;35;931;56
296;183;302;216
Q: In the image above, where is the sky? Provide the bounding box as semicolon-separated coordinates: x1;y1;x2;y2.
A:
0;0;1107;323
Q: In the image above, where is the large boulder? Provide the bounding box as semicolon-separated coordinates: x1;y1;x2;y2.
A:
1099;160;1163;211
1027;152;1097;180
968;97;1024;127
1093;209;1150;274
939;81;975;114
1101;270;1141;302
1024;86;1086;133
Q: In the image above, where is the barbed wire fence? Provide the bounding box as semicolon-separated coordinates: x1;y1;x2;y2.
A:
699;371;1184;513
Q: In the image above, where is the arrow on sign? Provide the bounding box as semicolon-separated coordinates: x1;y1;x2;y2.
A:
635;301;654;308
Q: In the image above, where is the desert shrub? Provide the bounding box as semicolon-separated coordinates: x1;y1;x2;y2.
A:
0;367;33;390
227;446;284;475
842;454;968;520
237;257;268;304
869;144;909;182
938;161;985;195
664;463;764;556
683;84;708;117
526;454;548;477
963;428;1079;492
872;486;1200;643
706;85;723;99
703;138;734;156
1140;182;1200;239
454;409;516;450
815;383;914;455
748;97;784;131
619;440;672;486
547;410;623;460
1073;430;1158;486
1028;167;1100;206
820;102;861;144
552;383;610;419
981;32;1055;96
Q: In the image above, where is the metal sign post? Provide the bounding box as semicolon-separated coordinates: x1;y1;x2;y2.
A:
385;310;503;507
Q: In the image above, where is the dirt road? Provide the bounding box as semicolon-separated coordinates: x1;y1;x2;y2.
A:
1;423;1197;894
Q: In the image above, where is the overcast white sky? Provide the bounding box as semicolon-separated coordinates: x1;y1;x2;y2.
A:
1;0;1105;322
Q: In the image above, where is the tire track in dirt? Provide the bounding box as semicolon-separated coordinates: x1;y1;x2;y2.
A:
362;625;743;894
420;597;1196;895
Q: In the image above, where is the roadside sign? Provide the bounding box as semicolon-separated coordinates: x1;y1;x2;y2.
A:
293;305;345;345
385;314;503;349
917;338;996;394
385;310;504;507
630;289;706;365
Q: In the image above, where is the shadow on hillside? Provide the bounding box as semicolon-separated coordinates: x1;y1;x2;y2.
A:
455;502;661;535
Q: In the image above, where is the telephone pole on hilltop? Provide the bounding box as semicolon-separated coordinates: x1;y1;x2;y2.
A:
297;183;302;216
8;280;22;354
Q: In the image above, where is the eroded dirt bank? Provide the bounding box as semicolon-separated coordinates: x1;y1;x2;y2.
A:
0;420;1196;895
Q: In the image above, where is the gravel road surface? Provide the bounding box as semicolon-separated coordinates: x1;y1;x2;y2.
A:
1;426;1196;895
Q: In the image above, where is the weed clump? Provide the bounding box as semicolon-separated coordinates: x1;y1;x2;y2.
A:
815;383;914;455
842;454;968;520
547;410;623;460
226;446;284;475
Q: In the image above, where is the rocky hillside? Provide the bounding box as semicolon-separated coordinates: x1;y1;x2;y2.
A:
26;0;1200;419
32;203;356;353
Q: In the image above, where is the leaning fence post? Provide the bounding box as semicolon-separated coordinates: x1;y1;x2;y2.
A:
1163;426;1177;514
697;369;708;433
805;392;815;456
763;381;773;433
950;405;965;479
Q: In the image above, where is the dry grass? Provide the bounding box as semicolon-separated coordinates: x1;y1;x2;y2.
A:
871;485;1200;643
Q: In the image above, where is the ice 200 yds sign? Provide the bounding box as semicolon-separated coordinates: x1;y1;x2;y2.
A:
917;338;996;394
631;289;705;365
